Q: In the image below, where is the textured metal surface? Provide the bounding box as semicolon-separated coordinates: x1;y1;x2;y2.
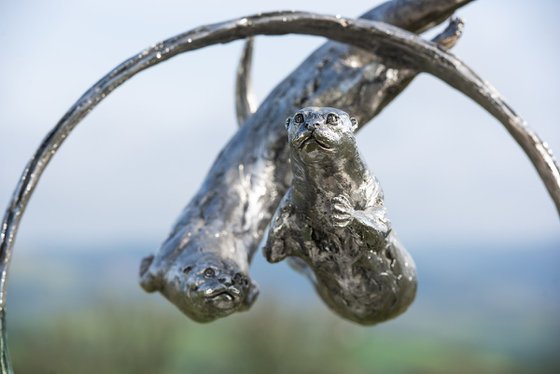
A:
0;310;11;374
138;9;560;322
235;37;256;125
432;17;464;50
138;10;479;321
0;1;475;315
264;108;416;325
1;0;558;330
234;16;462;126
140;252;258;322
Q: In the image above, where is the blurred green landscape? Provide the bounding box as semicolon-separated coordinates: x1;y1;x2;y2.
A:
6;239;560;373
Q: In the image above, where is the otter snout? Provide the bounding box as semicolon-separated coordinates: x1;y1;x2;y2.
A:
305;121;320;131
217;274;232;286
217;272;246;287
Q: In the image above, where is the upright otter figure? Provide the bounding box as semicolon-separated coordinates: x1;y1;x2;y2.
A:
263;107;417;325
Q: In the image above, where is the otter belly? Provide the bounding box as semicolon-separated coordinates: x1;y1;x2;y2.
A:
299;226;417;325
264;106;418;326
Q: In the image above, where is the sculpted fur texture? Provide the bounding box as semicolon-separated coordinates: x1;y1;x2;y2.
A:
263;107;417;325
139;227;259;323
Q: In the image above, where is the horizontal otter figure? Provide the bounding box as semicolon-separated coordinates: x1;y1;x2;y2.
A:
263;107;417;325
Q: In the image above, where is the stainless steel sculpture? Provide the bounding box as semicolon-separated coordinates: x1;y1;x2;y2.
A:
1;0;559;371
264;107;416;324
135;8;560;322
134;3;476;323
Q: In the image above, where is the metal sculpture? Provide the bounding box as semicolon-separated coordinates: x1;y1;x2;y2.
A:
264;107;417;324
0;0;559;371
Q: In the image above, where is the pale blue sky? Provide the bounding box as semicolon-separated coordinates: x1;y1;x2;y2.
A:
0;0;558;253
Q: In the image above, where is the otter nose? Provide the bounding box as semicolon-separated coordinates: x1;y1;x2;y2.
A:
306;122;320;131
218;275;232;286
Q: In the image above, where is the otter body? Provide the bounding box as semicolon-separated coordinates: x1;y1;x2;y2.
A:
264;107;416;325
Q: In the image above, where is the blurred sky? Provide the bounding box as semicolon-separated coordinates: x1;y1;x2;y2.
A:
0;0;558;253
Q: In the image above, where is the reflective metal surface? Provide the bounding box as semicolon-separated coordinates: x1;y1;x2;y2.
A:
264;108;416;325
0;309;11;374
0;0;556;349
235;37;256;125
3;0;559;369
135;3;478;322
0;2;478;326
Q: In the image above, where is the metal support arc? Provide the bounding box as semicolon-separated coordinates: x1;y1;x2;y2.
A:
0;309;11;374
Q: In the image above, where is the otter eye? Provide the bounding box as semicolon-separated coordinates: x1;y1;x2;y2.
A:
294;113;304;124
182;266;193;274
326;113;339;125
203;268;216;278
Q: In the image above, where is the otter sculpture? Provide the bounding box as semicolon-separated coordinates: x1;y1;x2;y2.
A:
263;107;417;325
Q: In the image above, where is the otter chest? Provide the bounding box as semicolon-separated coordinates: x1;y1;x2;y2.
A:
297;216;363;266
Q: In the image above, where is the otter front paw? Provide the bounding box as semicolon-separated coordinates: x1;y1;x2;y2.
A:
332;195;355;228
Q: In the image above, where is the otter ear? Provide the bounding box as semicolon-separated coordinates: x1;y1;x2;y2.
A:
284;117;291;130
139;254;160;293
350;117;358;132
241;281;259;310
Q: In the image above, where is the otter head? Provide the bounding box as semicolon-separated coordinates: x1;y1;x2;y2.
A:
140;237;259;323
285;107;358;162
